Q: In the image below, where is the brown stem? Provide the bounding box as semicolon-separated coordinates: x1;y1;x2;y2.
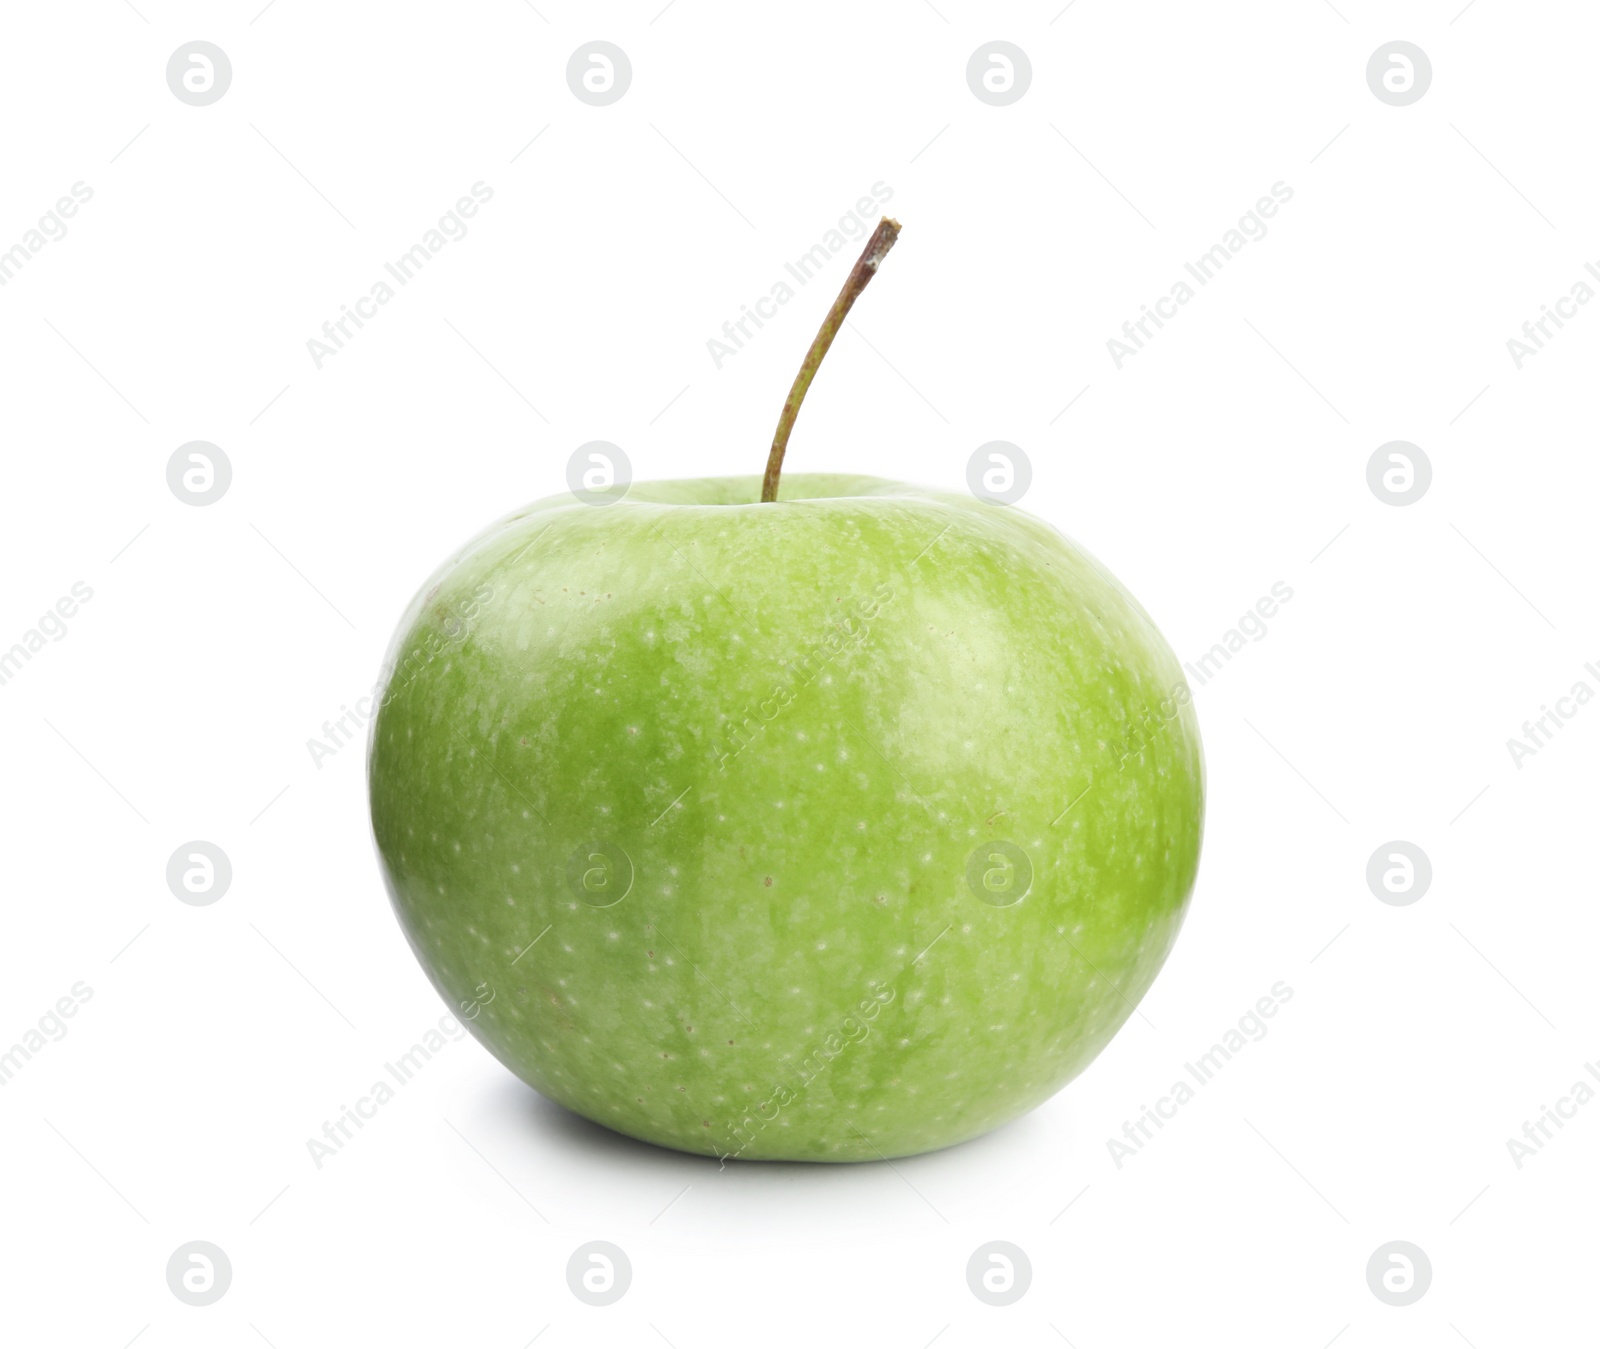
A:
760;216;902;503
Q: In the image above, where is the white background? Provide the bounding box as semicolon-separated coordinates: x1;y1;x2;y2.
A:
1;2;1595;1345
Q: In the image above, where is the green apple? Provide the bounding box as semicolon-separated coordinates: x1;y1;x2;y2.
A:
368;221;1203;1161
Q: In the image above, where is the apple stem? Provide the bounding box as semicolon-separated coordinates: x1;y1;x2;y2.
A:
760;216;902;503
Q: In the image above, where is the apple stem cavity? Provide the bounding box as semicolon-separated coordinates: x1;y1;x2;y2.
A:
760;215;902;504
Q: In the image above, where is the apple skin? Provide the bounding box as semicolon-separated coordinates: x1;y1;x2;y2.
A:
368;474;1203;1161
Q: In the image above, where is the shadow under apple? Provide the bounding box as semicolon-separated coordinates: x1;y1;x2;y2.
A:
481;1070;1054;1185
